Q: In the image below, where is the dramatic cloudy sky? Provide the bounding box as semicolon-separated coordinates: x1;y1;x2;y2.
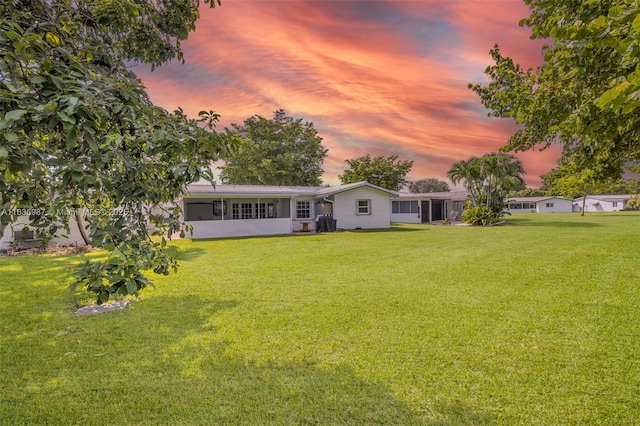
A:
135;0;559;187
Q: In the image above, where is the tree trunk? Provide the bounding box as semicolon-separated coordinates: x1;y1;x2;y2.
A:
0;202;9;244
75;210;91;245
581;193;588;217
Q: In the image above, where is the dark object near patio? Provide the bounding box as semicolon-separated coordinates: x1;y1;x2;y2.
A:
316;215;337;233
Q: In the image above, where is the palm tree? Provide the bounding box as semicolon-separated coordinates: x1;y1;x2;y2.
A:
481;153;525;209
448;157;483;207
448;153;525;211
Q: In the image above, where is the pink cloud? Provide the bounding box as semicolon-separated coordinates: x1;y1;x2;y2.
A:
137;0;557;188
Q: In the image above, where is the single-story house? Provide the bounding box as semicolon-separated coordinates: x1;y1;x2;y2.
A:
181;181;398;239
573;194;633;212
504;196;574;213
391;191;469;224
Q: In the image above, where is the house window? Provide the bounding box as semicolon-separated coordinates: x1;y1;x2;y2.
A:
392;200;419;213
14;229;34;241
613;202;618;207
546;203;554;208
296;201;310;219
232;203;253;219
213;201;226;216
357;199;371;215
256;203;266;219
241;203;252;219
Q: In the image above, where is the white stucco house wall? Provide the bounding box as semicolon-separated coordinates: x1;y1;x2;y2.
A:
390;191;469;224
0;215;87;251
180;181;397;239
320;183;395;230
573;194;632;213
505;196;574;213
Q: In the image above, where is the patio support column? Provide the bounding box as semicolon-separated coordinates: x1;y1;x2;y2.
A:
290;197;294;232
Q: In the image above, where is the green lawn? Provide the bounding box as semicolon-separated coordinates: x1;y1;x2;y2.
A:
1;213;640;424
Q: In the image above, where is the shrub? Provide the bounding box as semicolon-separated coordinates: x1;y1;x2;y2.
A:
626;194;640;211
461;205;502;226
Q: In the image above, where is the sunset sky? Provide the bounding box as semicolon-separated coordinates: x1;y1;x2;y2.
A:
135;0;559;188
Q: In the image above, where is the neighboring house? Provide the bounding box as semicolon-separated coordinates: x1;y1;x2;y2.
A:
505;196;573;213
573;194;633;213
181;181;398;239
391;191;469;224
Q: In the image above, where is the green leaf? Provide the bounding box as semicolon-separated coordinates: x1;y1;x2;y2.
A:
0;147;8;158
125;279;137;294
4;109;27;122
58;111;76;124
622;101;639;114
66;128;78;148
30;75;46;85
632;13;640;33
87;137;99;153
51;76;63;90
3;82;17;93
65;96;79;114
589;15;607;31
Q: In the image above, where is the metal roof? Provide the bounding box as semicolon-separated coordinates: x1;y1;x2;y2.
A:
573;194;633;202
395;190;469;200
186;183;320;197
505;196;571;203
186;181;398;198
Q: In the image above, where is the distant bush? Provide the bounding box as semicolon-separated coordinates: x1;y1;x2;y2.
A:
626;194;640;211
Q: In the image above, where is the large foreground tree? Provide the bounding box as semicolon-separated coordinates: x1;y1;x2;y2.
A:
469;0;640;180
1;0;220;303
218;109;328;186
339;155;413;191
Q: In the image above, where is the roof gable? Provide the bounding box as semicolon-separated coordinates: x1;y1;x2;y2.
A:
314;181;398;197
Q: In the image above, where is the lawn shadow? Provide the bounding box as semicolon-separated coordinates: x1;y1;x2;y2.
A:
129;294;493;424
505;217;602;228
3;291;493;425
164;245;208;261
123;295;492;424
344;226;428;234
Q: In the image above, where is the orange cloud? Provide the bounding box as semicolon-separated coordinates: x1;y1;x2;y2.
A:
137;0;557;188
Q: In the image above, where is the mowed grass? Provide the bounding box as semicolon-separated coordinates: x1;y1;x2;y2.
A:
1;213;640;425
